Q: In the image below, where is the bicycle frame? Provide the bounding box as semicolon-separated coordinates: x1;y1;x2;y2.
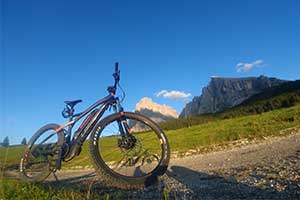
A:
55;93;124;162
20;63;170;185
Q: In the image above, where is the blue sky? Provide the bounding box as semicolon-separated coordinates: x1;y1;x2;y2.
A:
1;0;300;144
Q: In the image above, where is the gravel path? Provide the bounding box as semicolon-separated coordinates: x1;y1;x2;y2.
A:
6;132;300;199
40;132;300;199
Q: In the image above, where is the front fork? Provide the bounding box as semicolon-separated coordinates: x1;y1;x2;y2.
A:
112;98;131;140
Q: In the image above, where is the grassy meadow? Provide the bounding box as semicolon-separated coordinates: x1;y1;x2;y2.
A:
1;105;299;170
0;177;128;200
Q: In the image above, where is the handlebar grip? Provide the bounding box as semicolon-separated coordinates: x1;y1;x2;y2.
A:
115;62;119;73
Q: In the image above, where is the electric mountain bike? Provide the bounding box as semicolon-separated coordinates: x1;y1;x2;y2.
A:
19;63;170;188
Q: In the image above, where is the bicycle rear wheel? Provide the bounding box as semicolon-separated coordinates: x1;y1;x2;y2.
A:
19;123;64;182
89;112;170;189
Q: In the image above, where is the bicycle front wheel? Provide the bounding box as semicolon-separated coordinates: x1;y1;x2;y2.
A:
89;112;170;189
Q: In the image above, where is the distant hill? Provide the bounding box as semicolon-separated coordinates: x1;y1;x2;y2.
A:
180;76;286;118
221;80;300;117
239;80;300;106
161;80;300;130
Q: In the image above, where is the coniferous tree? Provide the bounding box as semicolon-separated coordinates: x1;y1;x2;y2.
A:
21;137;27;145
2;136;9;147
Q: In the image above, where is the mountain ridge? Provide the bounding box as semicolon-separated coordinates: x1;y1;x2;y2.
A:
161;80;300;131
180;75;286;118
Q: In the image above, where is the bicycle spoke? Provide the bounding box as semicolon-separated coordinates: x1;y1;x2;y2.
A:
37;132;56;146
96;116;164;178
112;155;128;171
101;147;122;159
20;125;62;181
27;160;49;166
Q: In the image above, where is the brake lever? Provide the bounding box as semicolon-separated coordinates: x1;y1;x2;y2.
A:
113;72;120;81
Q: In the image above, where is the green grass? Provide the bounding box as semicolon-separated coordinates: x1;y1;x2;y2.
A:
0;177;75;200
1;106;299;170
166;106;299;152
0;145;25;170
0;177;121;200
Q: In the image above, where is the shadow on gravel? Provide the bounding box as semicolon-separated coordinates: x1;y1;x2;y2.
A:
46;172;97;185
44;171;167;199
166;166;300;199
33;164;300;199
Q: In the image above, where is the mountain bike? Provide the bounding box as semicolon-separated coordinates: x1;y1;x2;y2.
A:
19;63;170;188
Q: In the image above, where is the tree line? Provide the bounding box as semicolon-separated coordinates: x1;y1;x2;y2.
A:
0;136;27;147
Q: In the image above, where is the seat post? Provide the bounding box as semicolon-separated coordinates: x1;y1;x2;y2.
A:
69;106;74;117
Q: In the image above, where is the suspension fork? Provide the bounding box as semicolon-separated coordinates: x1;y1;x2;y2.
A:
119;112;132;137
112;99;131;139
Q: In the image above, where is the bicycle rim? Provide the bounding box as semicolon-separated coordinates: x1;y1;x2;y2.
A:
95;115;165;178
20;128;61;180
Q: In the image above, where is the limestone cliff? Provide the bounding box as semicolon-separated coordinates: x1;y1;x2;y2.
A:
180;76;286;118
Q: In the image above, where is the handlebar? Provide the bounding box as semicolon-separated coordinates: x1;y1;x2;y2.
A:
108;62;120;94
113;62;120;85
115;62;119;73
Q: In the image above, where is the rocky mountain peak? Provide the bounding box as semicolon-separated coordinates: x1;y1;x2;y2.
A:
180;76;286;118
135;97;178;119
130;97;178;132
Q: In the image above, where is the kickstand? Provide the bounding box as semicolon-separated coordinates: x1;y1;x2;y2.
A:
52;171;59;182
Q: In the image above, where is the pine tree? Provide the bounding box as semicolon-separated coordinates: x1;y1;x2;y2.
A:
2;136;9;147
21;137;27;145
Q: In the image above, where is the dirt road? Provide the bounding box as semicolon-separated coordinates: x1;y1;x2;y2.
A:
35;131;300;199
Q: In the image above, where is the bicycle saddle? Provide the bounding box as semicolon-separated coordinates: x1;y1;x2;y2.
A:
64;99;82;108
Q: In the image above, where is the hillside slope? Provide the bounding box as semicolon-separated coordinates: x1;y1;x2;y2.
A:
180;76;285;118
162;80;300;130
